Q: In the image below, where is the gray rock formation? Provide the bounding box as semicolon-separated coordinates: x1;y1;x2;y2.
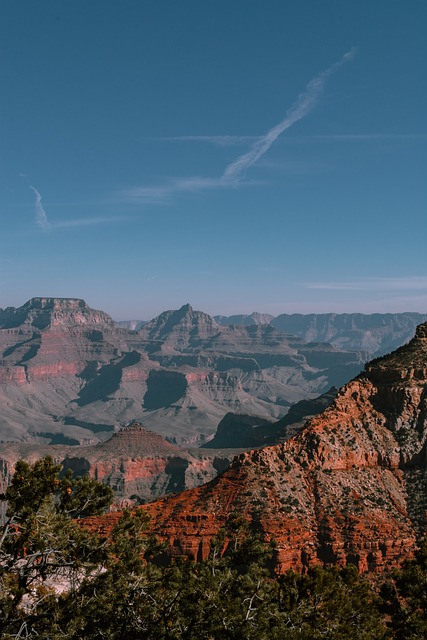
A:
0;299;404;446
214;312;274;326
271;312;427;357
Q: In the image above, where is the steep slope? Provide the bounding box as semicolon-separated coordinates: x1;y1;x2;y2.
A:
270;386;339;441
203;387;338;449
202;413;275;449
0;297;115;330
61;422;236;505
115;322;427;574
138;303;220;351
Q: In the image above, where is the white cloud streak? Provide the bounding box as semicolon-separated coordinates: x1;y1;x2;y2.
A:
125;49;356;204
222;48;357;183
21;174;52;231
20;174;129;231
160;132;427;147
30;185;52;231
123;176;226;204
53;216;132;229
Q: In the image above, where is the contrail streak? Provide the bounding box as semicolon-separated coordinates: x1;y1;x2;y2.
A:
222;48;357;183
20;174;52;231
30;185;51;231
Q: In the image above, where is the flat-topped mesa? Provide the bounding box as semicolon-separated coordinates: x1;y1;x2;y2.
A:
0;297;115;330
25;297;88;311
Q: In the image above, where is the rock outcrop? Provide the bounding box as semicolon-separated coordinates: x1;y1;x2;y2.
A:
0;422;238;507
0;299;365;444
0;298;148;443
138;303;220;350
93;322;427;574
0;297;115;329
61;422;237;505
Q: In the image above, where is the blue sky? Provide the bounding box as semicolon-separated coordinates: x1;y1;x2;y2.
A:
0;1;426;320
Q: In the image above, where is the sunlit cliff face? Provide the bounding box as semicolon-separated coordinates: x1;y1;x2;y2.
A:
109;322;427;575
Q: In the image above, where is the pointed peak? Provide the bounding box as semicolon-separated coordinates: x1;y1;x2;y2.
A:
104;422;180;454
139;303;219;344
179;303;193;314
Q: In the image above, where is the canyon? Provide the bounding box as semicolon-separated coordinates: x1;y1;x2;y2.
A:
0;296;366;505
87;321;427;574
1;297;426;527
0;297;365;446
0;387;335;506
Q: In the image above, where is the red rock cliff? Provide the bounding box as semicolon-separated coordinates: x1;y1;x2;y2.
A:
93;322;427;574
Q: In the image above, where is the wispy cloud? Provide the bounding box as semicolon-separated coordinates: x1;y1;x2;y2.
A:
21;174;52;231
53;216;132;229
20;174;129;231
124;48;356;203
281;133;427;144
222;48;356;183
155;132;427;146
123;176;226;204
155;135;261;147
301;276;427;291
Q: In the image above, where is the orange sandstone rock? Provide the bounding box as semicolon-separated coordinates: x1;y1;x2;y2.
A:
90;323;427;574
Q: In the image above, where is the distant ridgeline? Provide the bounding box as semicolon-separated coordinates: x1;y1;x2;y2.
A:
214;311;427;358
0;298;424;450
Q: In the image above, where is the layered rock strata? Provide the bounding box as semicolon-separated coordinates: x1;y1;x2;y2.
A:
89;323;427;574
0;422;237;506
0;299;365;444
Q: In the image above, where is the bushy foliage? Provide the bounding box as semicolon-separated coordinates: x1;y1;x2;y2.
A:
381;538;427;640
274;565;387;640
0;456;113;638
1;457;427;639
